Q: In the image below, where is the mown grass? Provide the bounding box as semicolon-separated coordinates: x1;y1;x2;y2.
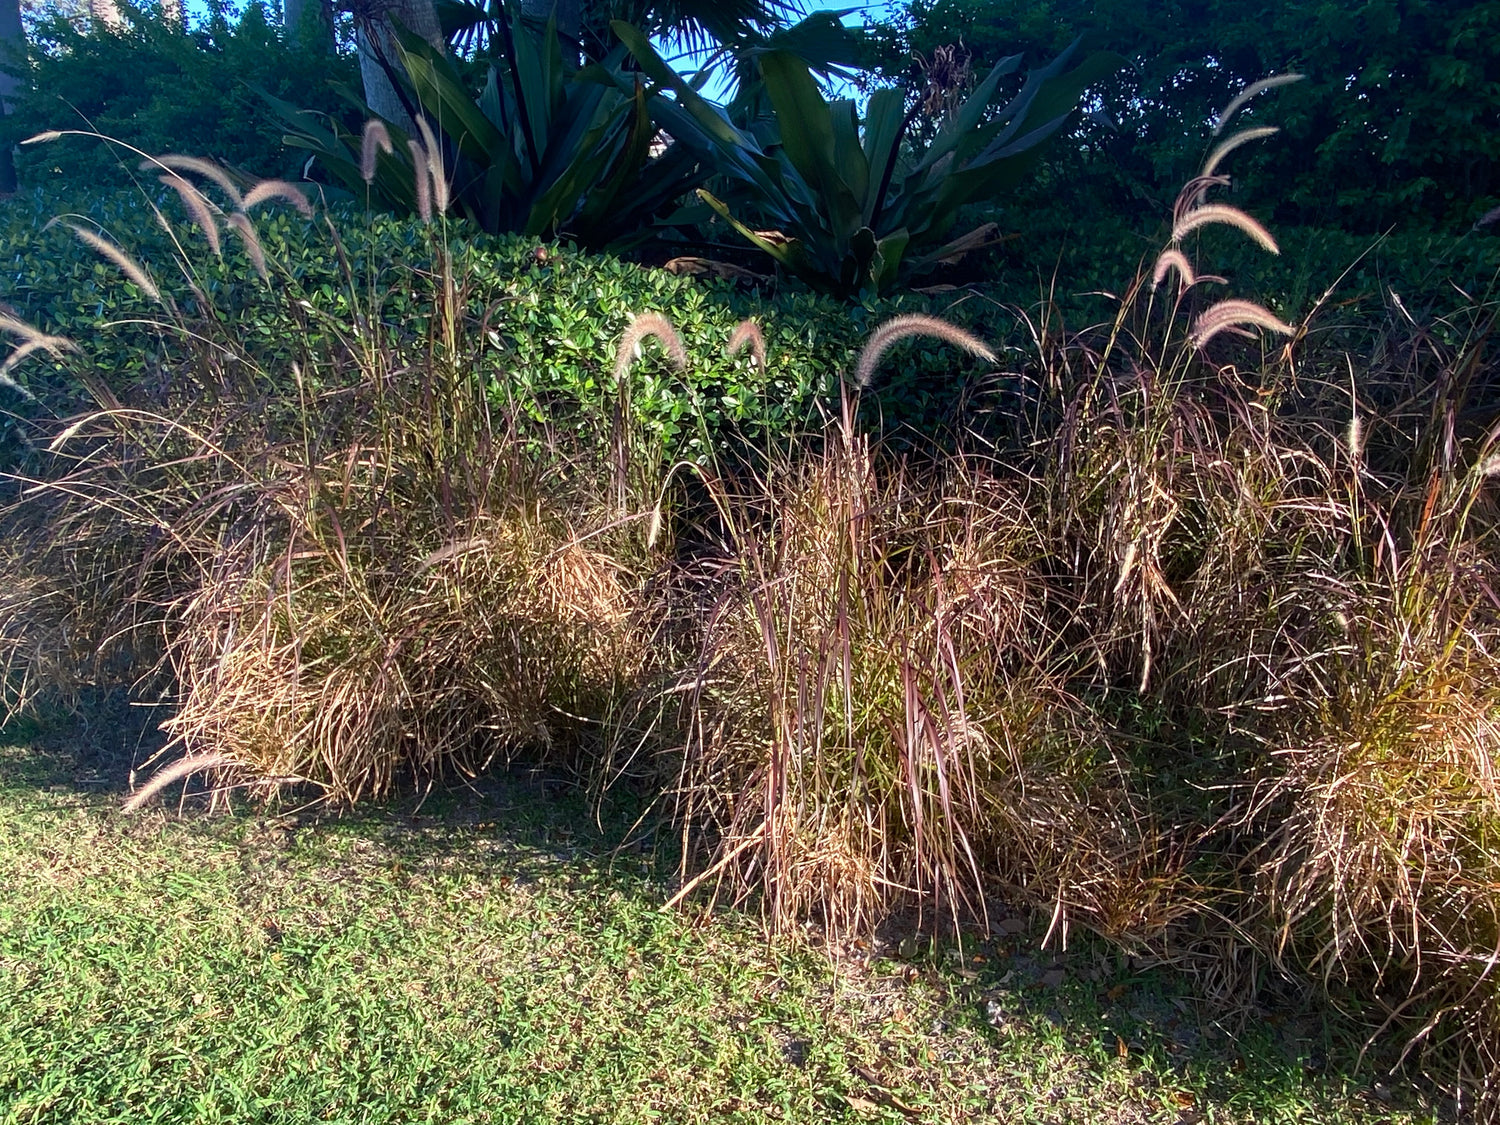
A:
0;719;1438;1125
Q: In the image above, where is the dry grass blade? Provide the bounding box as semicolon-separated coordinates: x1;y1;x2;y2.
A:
1190;298;1295;347
242;179;314;218
123;752;230;812
59;222;163;304
158;174;222;257
360;120;394;184
1173;204;1280;255
224;213;269;281
1213;73;1304;134
854;314;995;389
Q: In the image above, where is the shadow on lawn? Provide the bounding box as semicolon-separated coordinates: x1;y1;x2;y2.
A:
0;696;1430;1122
0;687;668;879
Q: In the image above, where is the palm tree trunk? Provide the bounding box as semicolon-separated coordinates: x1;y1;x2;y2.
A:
357;0;445;131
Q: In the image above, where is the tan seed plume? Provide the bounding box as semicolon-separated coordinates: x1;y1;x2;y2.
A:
1202;126;1280;179
60;223;163;303
159;174;222;257
225;213;269;282
407;139;433;223
1191;299;1295;348
854;314;995;389
726;319;766;370
242;179;313;218
413;116;449;215
123;752;230;813
1151;249;1196;291
148;154;244;208
1213;73;1304;135
613;313;688;385
360;120;394;184
1173;204;1280;255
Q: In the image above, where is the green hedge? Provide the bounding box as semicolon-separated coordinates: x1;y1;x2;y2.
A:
0;190;1011;458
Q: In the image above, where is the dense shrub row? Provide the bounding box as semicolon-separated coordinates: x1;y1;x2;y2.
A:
0;188;998;458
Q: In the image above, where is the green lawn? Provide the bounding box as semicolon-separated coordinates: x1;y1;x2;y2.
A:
0;720;1433;1125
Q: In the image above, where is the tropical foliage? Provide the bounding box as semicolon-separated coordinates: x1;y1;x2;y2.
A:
268;15;705;247
616;23;1121;294
858;0;1500;231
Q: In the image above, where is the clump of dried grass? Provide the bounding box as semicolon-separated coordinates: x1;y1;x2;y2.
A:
1;158;660;805
4;129;1500;1115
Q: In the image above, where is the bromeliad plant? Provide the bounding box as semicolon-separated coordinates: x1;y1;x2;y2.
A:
615;22;1121;296
268;14;705;246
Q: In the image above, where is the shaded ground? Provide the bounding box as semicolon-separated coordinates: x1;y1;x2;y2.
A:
0;709;1439;1125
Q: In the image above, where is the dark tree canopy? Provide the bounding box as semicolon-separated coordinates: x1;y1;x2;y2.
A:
859;0;1500;232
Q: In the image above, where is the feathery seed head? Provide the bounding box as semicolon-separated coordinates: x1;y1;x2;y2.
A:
242;179;313;218
1346;414;1364;463
1213;73;1304;135
613;313;688;386
412;116;449;214
61;222;163;304
147;154;244;208
1151;249;1196;292
159;174;222;257
224;212;269;282
1202;126;1280;179
123;752;230;813
1173;204;1280;255
726;319;766;370
360;120;393;184
407;140;433;223
1191;299;1295;348
854;314;995;389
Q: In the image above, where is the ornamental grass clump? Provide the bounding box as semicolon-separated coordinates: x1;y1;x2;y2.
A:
0;147;660;803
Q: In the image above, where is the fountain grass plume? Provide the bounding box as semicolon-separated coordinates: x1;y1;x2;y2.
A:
726;319;766;371
224;213;269;282
54;222;163;304
242;180;314;218
1173;204;1280;255
1191;298;1296;348
148;155;244;208
360;120;394;184
612;313;688;386
853;314;995;389
407;140;433;223
1214;74;1304;135
158;174;222;257
1151;249;1197;292
123;752;230;813
412;116;450;215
